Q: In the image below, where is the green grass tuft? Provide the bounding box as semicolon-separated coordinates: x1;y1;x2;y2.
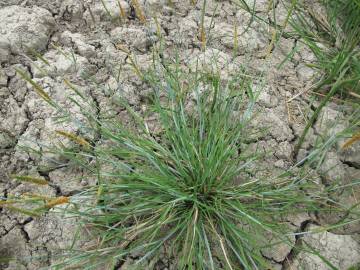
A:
28;56;355;270
287;0;360;152
234;0;360;156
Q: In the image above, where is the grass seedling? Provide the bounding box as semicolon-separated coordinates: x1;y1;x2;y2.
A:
25;46;50;66
167;0;174;7
5;206;41;217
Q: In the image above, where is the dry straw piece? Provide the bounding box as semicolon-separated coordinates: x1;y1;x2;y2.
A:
16;68;52;103
117;0;127;21
199;0;207;51
0;200;18;205
55;130;91;148
131;0;146;23
22;193;54;201
342;131;360;149
11;175;48;185
45;196;70;208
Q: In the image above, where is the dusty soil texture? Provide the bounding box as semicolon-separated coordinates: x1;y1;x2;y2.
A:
0;0;359;269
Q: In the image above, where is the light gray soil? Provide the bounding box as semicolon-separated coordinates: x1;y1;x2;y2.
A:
0;0;359;269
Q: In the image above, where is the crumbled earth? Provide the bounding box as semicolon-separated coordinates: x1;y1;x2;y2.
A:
290;225;360;270
0;0;359;269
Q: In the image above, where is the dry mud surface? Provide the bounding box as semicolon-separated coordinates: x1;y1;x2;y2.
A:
0;0;359;269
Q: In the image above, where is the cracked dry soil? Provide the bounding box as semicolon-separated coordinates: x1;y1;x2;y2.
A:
0;0;359;269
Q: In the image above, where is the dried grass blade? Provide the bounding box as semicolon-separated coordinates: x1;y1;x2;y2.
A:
11;175;48;185
342;131;360;149
55;130;91;148
15;68;52;104
45;196;70;208
131;0;146;23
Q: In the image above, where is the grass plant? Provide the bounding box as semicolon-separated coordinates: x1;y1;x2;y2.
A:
10;51;359;269
3;2;360;269
288;0;360;94
234;0;360;153
287;0;360;152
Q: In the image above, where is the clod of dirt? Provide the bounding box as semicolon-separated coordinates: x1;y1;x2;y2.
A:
32;50;93;78
261;232;296;263
60;31;96;58
251;109;294;142
83;0;129;25
257;86;279;108
290;224;360;270
213;22;267;53
0;6;55;63
111;26;157;52
341;143;360;169
0;227;30;269
0;95;29;137
314;105;346;137
0;68;7;86
49;167;96;194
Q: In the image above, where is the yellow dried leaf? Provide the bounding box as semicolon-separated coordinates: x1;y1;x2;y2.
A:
342;132;360;149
